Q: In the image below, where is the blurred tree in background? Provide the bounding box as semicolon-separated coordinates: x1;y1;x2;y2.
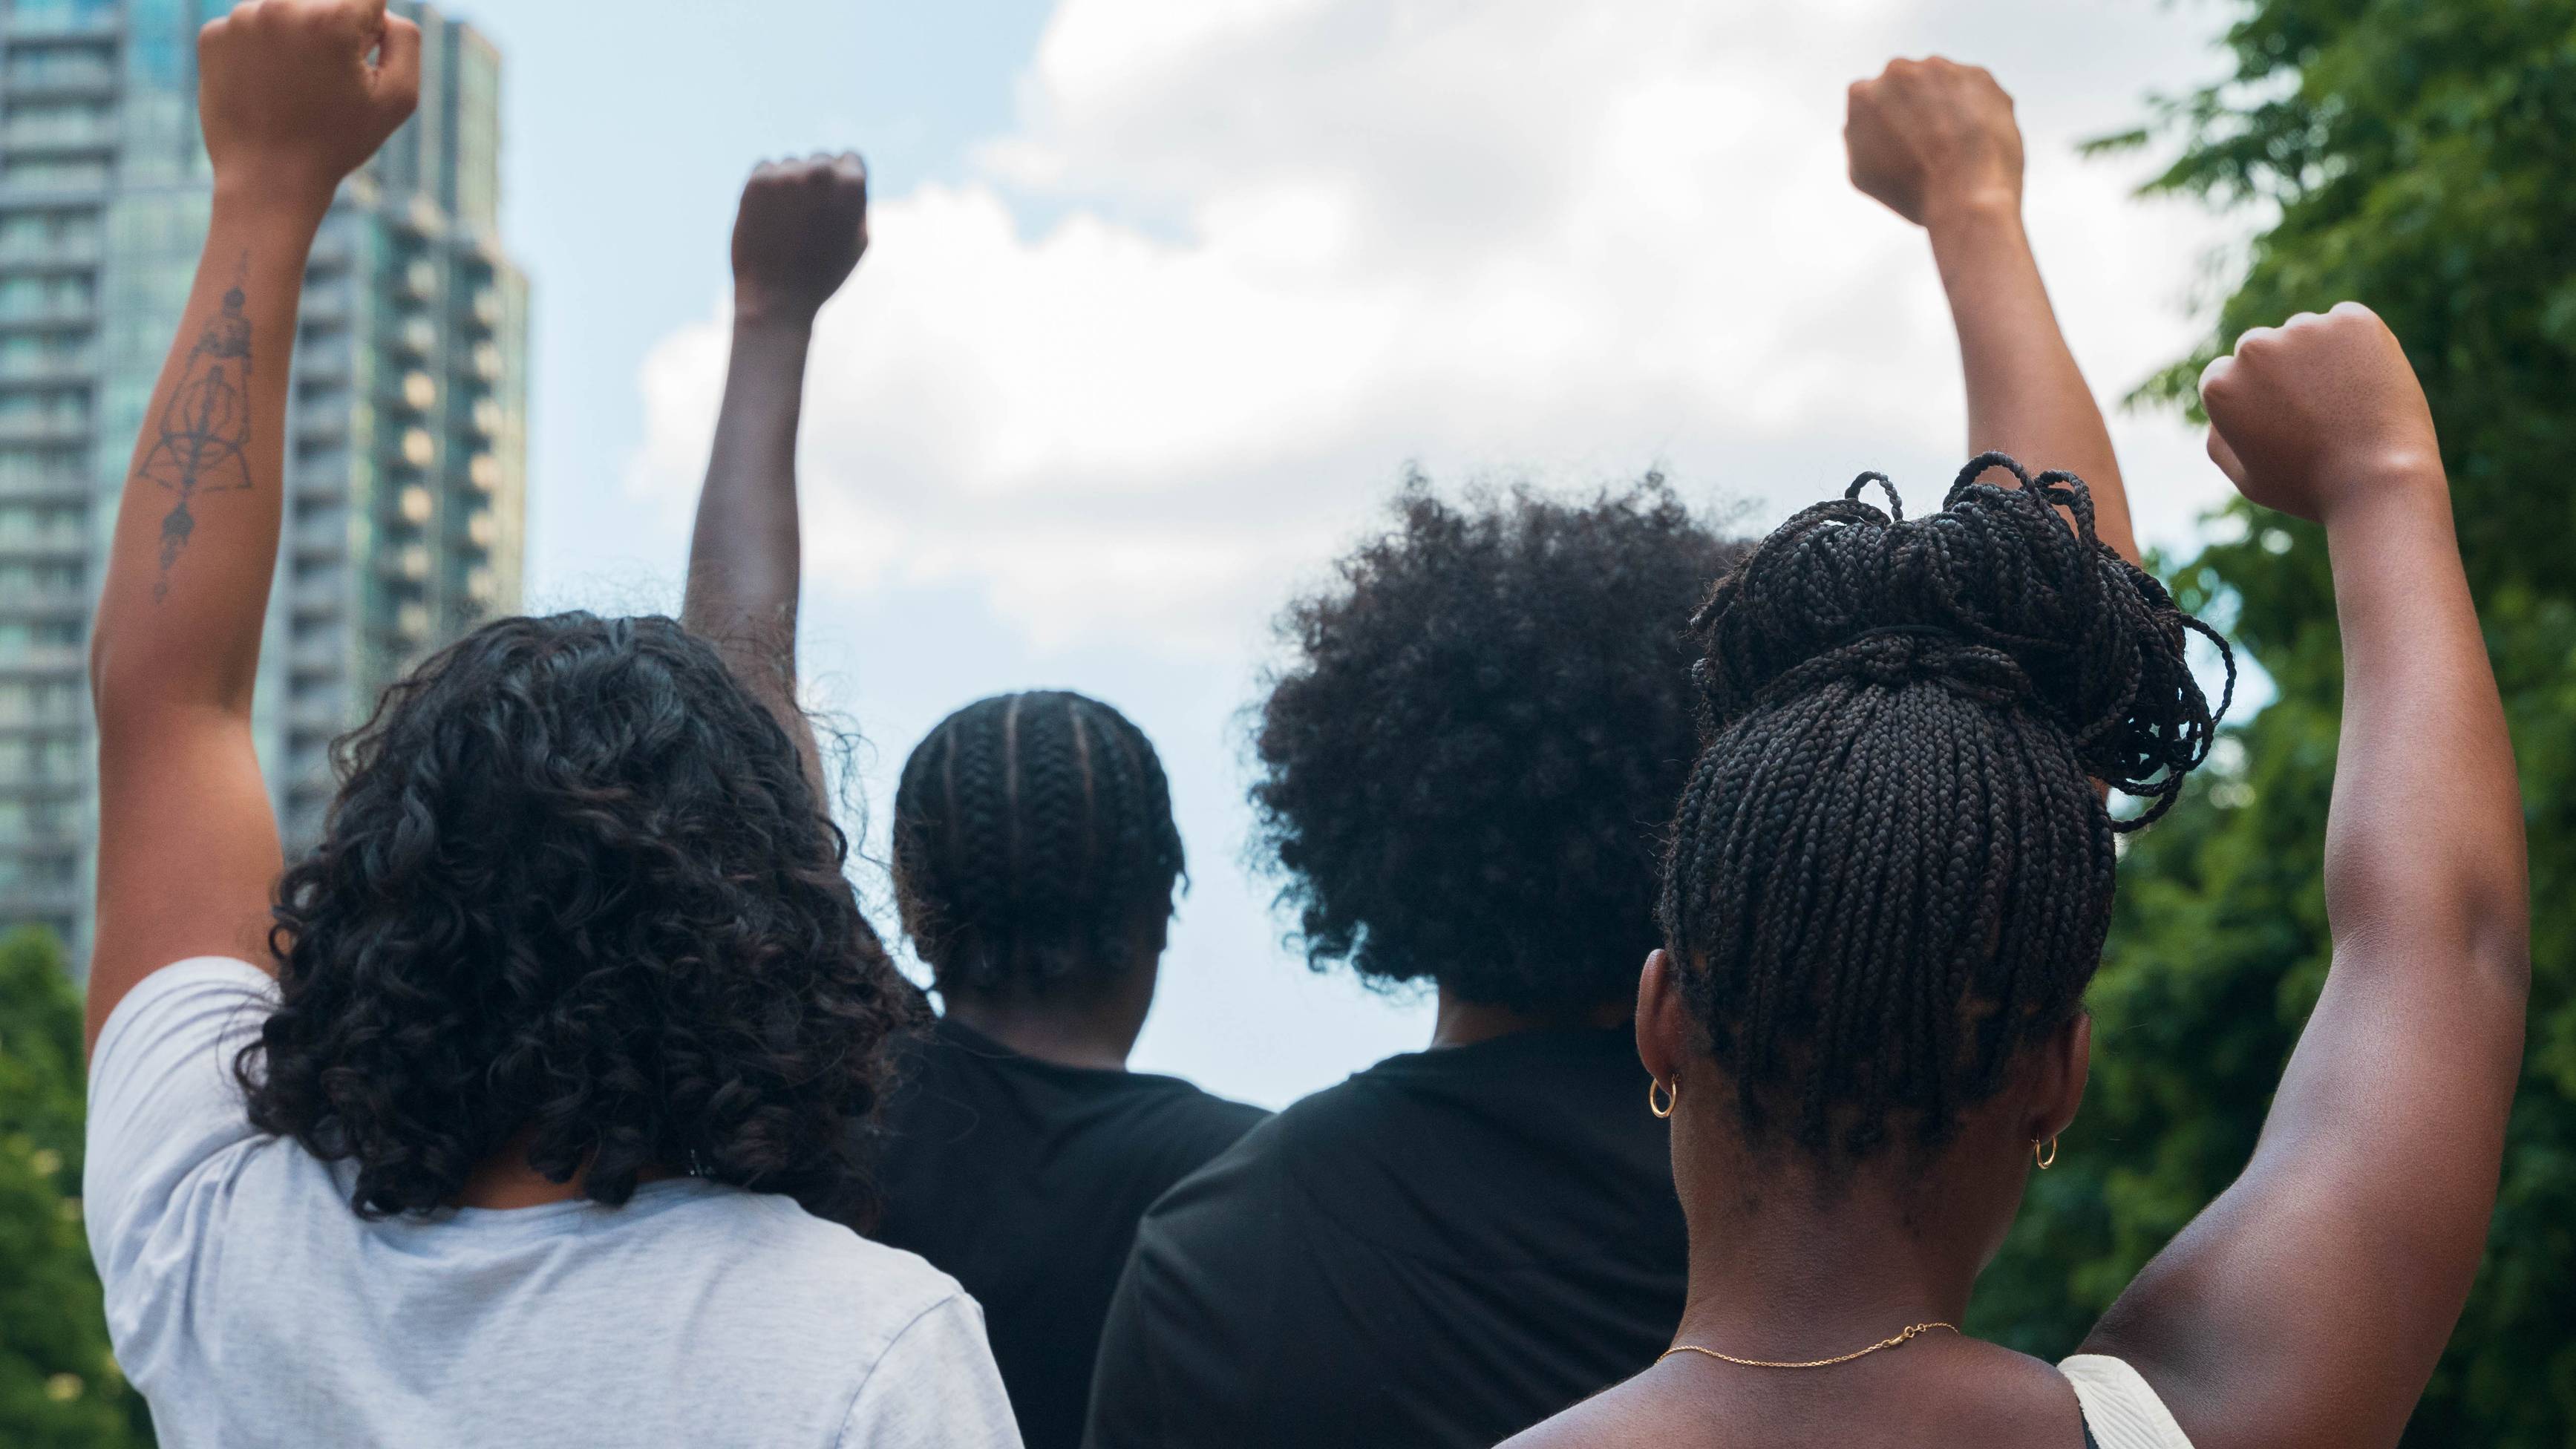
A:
0;928;150;1447
1971;1;2576;1442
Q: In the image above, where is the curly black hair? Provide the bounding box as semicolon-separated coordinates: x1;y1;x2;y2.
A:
238;612;925;1223
1659;455;2234;1162
892;690;1184;999
1253;475;1747;1014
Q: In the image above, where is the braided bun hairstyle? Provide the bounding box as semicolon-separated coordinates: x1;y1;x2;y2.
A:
893;690;1185;999
1658;454;2233;1162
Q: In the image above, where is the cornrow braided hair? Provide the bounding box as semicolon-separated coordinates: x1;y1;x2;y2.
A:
893;690;1185;998
1658;454;2234;1162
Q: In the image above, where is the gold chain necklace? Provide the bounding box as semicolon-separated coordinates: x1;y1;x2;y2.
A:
1660;1321;1958;1370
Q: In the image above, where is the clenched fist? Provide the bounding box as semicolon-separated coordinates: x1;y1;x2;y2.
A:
732;154;870;326
199;0;419;210
2199;303;2442;525
1846;57;2021;228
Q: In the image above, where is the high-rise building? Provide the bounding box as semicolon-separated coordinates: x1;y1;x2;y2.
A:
0;0;529;969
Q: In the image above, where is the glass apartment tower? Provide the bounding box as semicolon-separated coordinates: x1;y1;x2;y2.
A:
0;0;529;967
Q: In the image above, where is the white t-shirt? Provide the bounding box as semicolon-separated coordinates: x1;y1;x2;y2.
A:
85;958;1024;1449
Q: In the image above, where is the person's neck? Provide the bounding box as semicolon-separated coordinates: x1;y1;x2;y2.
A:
1670;1140;1990;1361
944;975;1149;1071
454;1131;675;1211
1429;983;1632;1049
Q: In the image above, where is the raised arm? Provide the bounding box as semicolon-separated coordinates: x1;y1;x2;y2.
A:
1846;57;2139;565
679;155;869;794
2086;304;2528;1449
85;0;417;1051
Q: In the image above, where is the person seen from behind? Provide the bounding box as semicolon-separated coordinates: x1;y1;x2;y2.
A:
670;155;1268;1449
79;6;1017;1444
1078;426;1736;1447
870;690;1269;1449
1504;285;2527;1449
1082;54;2156;1449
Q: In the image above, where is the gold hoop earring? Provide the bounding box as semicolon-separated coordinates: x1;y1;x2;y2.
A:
2033;1136;2058;1170
1648;1078;1678;1119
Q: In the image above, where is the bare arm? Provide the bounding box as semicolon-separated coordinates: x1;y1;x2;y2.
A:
2087;304;2528;1449
85;0;417;1052
679;154;869;796
1847;58;2139;565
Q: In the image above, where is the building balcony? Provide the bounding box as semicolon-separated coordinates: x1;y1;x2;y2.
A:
0;301;95;330
0;587;87;618
0;117;117;154
288;579;345;619
284;696;347;733
290;476;348;510
0;356;94;384
296;344;354;384
0;175;111;205
0;533;87;560
290;527;347;564
0;474;88;504
0;766;82;795
0;236;101;269
0;701;83;730
0;816;79;848
285;639;344;677
3;66;117;99
0;414;88;443
0;884;82;922
4;7;122;39
0;644;83;674
394;193;446;239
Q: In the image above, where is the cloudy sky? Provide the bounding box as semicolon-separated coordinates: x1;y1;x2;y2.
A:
474;0;2249;1107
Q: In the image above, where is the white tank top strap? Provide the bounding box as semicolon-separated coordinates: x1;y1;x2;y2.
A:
2059;1353;2196;1449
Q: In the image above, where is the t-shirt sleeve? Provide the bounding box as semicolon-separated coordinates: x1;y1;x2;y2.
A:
1085;1142;1282;1449
837;1292;1024;1448
1081;1241;1168;1449
82;958;275;1336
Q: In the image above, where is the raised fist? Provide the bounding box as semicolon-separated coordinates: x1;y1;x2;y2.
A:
2198;303;2442;524
1846;57;2021;228
731;154;870;325
198;0;420;209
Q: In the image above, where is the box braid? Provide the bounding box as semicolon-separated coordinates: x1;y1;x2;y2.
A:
1657;454;2234;1162
893;690;1185;998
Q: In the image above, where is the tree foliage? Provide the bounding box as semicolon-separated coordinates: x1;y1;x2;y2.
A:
0;929;151;1447
1971;2;2576;1442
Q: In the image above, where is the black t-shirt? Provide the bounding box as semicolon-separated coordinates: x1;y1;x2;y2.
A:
869;1017;1269;1449
1083;1027;1688;1449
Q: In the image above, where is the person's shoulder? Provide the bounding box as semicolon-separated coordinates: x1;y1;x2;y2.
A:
1496;1370;1666;1449
1906;1341;2100;1448
91;955;273;1069
658;1187;966;1332
1130;1069;1384;1237
1120;1071;1270;1148
1249;1053;1425;1149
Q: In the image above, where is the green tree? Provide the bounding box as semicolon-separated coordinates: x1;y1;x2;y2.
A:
0;928;151;1447
1971;1;2576;1443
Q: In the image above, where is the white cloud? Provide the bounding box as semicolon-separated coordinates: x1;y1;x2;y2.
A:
625;0;2246;657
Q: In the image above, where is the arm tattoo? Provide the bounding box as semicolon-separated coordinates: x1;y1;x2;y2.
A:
136;276;255;602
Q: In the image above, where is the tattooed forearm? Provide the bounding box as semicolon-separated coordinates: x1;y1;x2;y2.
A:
136;271;255;601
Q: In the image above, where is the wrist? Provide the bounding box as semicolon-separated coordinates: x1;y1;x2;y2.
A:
731;287;823;332
209;163;340;231
1920;186;2021;238
2315;449;2450;531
